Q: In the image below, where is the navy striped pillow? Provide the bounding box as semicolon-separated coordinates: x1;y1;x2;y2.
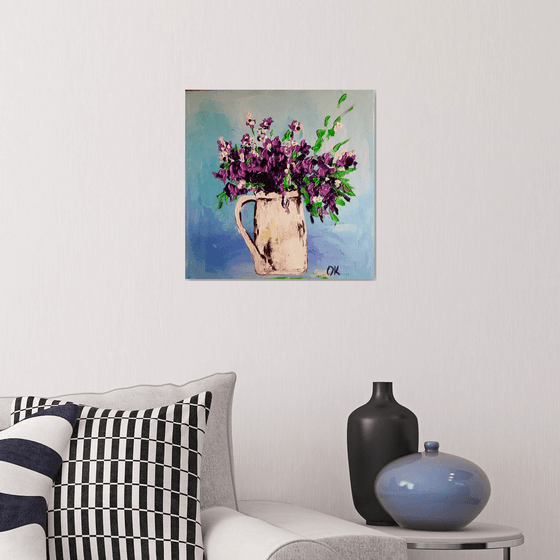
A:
0;404;79;559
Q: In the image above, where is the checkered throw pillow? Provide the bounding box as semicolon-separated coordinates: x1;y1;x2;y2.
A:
11;392;212;560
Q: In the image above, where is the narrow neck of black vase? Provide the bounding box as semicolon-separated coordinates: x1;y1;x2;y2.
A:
370;382;396;403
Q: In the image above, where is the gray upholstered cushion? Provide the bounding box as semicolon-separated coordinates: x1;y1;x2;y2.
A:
0;372;237;511
202;507;339;560
238;501;408;560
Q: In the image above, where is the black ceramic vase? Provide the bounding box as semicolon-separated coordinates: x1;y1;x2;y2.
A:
347;382;419;525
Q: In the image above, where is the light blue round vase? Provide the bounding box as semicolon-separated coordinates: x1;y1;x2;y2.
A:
374;441;491;531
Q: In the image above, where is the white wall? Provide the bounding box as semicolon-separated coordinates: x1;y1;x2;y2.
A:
1;1;558;558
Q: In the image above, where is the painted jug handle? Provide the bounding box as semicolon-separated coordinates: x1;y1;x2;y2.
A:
234;195;265;267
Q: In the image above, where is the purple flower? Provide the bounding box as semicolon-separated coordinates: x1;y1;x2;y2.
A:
298;140;311;158
335;150;358;169
245;112;256;129
217;138;232;157
300;157;315;175
225;181;249;201
316;155;333;177
289;120;302;133
321;152;334;166
260;117;273;130
213;169;228;184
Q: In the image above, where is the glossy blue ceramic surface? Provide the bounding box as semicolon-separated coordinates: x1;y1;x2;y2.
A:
374;441;491;531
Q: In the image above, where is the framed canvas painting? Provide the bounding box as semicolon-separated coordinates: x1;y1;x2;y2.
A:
185;90;375;279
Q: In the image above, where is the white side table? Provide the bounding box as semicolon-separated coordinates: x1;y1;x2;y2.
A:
371;522;524;559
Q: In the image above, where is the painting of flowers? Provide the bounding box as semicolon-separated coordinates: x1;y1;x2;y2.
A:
185;90;375;279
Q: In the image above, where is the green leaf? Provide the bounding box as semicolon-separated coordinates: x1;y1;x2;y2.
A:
330;211;340;223
333;138;351;153
217;192;228;210
343;105;354;115
331;168;356;179
313;129;327;154
336;197;346;206
324;115;331;127
300;186;310;205
326;117;341;139
282;130;291;142
337;93;347;108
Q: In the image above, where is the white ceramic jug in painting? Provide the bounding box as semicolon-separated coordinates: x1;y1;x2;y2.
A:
235;191;308;276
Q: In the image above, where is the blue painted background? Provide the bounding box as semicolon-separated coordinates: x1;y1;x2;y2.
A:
185;90;375;279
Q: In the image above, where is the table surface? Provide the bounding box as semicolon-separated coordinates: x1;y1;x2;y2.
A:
369;522;524;550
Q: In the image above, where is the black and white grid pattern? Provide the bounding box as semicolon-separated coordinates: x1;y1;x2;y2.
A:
11;392;212;560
